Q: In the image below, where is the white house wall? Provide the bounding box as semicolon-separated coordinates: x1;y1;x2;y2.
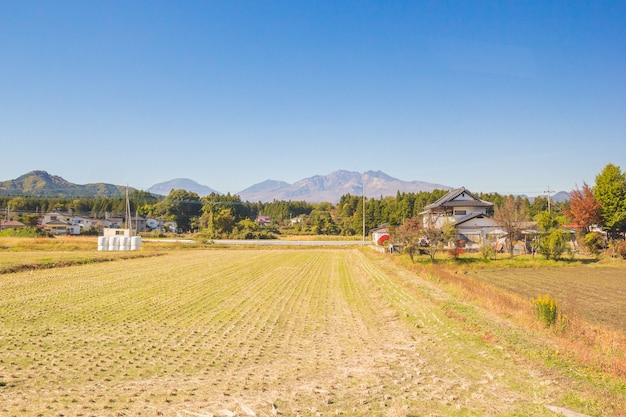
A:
425;207;489;229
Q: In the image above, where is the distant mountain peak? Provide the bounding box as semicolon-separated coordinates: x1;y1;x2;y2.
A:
146;178;220;197
17;170;71;185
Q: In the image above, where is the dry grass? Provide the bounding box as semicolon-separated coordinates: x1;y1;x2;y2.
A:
280;234;364;241
0;235;98;251
411;262;626;380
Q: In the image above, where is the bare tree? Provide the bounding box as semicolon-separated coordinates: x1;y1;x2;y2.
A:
421;226;445;262
494;196;528;257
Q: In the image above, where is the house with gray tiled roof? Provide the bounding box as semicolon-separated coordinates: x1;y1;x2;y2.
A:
420;187;503;247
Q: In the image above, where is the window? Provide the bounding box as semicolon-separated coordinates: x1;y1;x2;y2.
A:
455;210;466;215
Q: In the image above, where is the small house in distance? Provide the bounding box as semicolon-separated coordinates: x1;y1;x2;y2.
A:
0;219;25;232
370;225;390;246
255;216;271;226
103;228;133;238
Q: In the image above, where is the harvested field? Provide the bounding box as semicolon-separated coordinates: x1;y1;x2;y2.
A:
0;249;623;416
466;267;626;332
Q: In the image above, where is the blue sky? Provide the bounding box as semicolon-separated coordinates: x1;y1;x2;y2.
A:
1;1;625;196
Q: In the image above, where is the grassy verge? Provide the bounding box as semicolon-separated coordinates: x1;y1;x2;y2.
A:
386;250;626;378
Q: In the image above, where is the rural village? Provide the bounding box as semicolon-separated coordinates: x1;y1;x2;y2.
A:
0;186;558;255
2;2;625;416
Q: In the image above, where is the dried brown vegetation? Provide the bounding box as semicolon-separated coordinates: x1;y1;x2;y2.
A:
419;263;626;379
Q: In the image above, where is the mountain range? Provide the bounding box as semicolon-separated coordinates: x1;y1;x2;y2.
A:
236;170;451;202
0;170;569;203
133;170;452;202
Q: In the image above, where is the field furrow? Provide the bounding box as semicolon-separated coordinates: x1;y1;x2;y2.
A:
0;249;622;416
467;267;626;331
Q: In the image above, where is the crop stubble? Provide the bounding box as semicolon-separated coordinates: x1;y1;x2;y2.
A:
0;249;611;416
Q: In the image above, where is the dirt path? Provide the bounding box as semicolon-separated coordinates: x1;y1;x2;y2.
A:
0;249;619;416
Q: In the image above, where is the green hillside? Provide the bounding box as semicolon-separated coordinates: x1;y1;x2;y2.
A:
0;170;131;197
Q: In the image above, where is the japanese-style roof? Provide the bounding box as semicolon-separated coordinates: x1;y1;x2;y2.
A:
453;212;486;226
423;187;494;211
0;220;25;227
43;220;68;225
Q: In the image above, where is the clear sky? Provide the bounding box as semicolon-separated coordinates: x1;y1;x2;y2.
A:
1;1;625;196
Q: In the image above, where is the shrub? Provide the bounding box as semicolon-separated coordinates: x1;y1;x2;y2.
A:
235;230;277;240
0;227;52;238
582;232;605;256
614;240;626;259
537;229;568;260
479;242;496;260
532;294;558;327
80;226;100;236
447;239;465;259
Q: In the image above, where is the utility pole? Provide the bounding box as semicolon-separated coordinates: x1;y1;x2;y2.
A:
362;183;366;243
544;186;553;214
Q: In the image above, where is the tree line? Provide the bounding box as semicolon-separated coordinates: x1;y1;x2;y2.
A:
0;187;564;237
2;163;625;251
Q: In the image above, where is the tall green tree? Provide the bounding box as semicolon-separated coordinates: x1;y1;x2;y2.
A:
199;193;246;235
213;208;236;237
533;211;567;232
593;163;626;236
154;189;201;232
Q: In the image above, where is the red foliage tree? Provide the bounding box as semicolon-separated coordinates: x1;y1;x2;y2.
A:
564;182;602;233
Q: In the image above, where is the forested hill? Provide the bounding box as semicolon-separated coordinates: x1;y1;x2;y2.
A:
0;171;131;197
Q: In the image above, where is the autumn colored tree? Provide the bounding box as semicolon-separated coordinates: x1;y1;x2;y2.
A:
564;182;602;233
390;217;422;262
